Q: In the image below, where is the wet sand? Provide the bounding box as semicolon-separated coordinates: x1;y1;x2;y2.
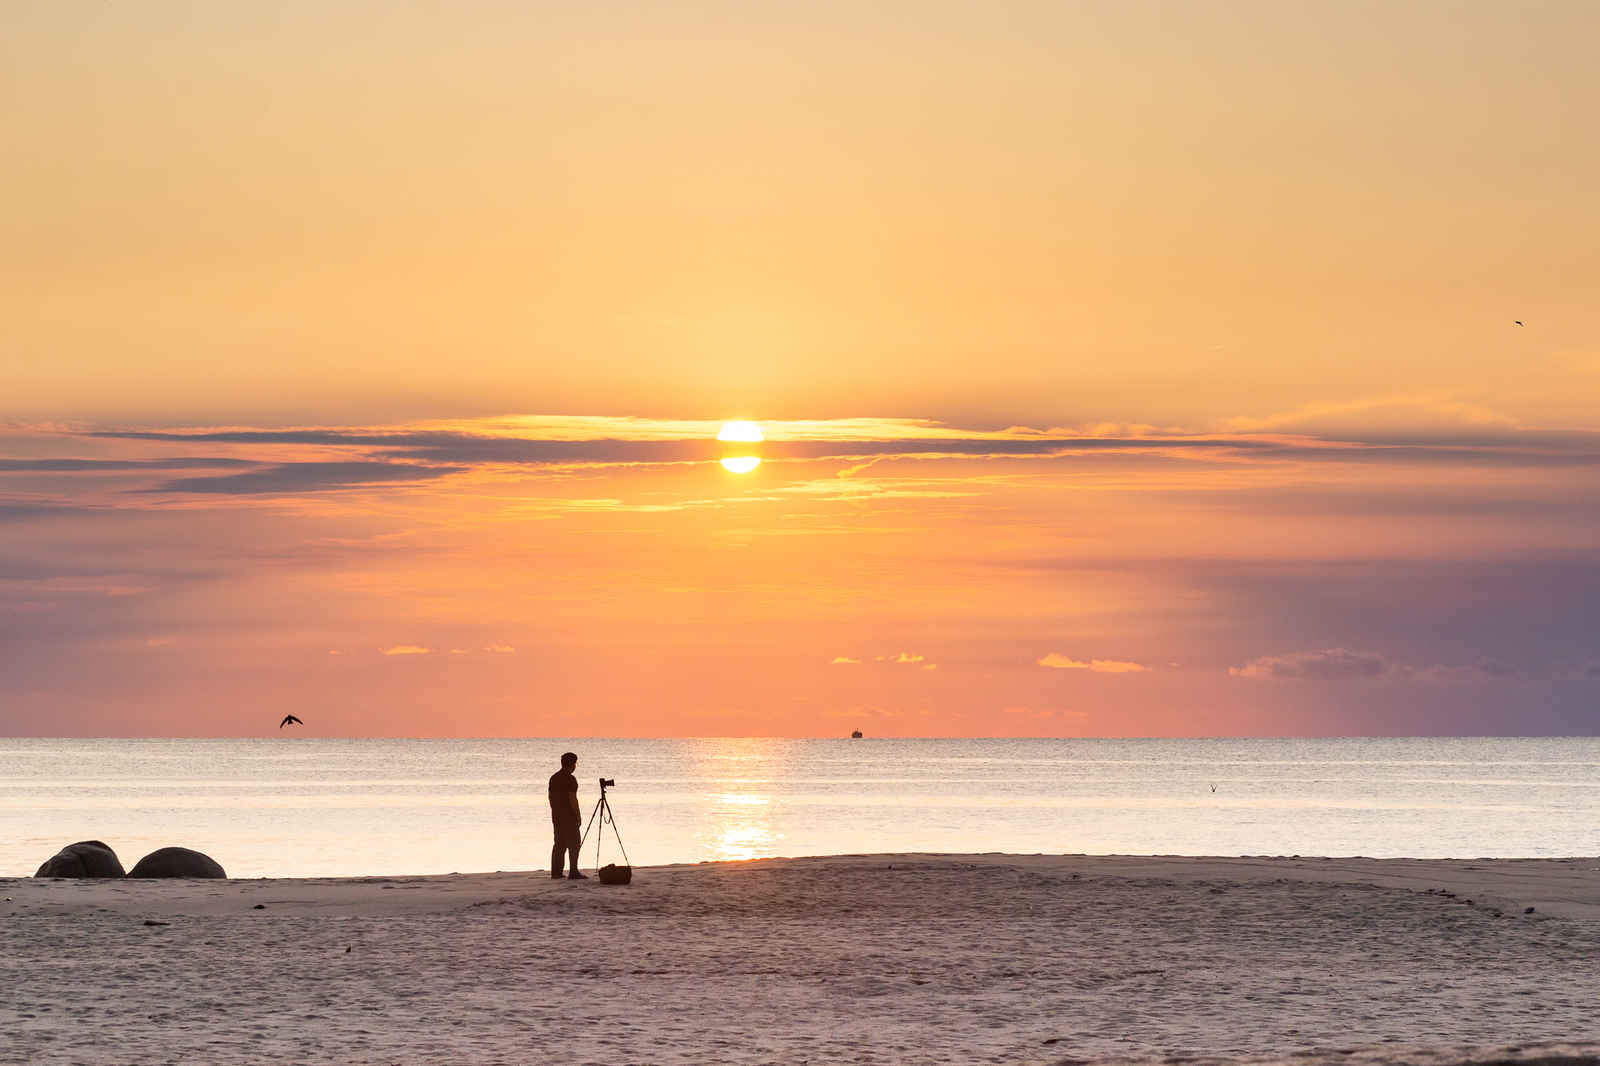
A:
4;853;1600;1064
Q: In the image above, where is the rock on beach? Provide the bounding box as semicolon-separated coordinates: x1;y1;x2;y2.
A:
127;847;227;879
34;840;125;879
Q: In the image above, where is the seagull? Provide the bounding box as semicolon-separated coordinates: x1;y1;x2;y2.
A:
1515;321;1523;326
279;715;303;729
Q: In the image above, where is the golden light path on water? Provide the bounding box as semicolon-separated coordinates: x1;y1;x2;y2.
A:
689;736;784;860
707;791;777;861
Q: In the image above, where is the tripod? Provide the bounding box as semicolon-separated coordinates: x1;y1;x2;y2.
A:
579;778;631;874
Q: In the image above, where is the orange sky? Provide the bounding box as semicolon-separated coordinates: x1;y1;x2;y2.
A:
2;2;1598;736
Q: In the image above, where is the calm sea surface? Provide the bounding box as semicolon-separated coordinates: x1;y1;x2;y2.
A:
3;737;1599;878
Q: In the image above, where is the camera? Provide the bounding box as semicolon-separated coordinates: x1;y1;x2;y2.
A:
599;778;616;789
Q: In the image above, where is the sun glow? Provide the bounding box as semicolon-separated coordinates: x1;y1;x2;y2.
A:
716;421;764;442
718;421;763;472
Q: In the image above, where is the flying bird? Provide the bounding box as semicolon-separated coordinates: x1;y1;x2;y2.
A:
1515;321;1523;326
279;715;303;729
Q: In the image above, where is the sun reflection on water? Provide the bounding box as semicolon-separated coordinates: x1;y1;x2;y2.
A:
713;792;770;806
705;792;779;860
683;738;794;861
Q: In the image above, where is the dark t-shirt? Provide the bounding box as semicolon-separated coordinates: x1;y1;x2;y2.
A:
548;769;579;824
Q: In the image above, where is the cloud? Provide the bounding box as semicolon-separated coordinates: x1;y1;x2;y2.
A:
148;462;465;495
896;652;924;663
1037;653;1149;672
36;415;1600;509
1230;648;1388;680
1001;705;1088;719
820;703;901;719
922;663;938;671
829;656;861;664
64;420;1383;476
0;458;258;471
1231;649;1519;681
1405;659;1519;682
485;645;515;652
382;645;431;655
1224;392;1521;434
0;502;89;521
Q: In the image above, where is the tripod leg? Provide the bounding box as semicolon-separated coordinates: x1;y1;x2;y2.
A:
598;795;631;868
580;795;604;850
594;797;603;872
611;811;631;868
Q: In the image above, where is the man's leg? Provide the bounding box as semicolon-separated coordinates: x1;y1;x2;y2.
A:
551;827;567;877
562;823;587;879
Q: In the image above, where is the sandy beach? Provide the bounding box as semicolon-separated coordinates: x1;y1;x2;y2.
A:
5;854;1600;1065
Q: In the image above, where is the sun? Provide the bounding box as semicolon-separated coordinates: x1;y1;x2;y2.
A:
717;421;763;473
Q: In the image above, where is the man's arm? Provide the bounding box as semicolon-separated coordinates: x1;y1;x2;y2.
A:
569;784;582;822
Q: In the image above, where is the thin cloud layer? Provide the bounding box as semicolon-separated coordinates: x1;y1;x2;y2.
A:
5;411;1589;508
149;462;466;495
1230;649;1390;681
1038;654;1149;673
1232;649;1520;682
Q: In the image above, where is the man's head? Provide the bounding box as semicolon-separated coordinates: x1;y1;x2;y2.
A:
561;752;578;770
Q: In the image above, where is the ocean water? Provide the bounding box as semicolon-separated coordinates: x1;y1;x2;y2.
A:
3;737;1598;878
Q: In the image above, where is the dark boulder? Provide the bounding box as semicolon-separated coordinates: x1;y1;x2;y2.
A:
34;840;125;879
128;847;227;879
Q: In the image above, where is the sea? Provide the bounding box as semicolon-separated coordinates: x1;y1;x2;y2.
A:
4;737;1599;879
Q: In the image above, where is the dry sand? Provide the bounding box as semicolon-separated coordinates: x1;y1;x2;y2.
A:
4;854;1600;1065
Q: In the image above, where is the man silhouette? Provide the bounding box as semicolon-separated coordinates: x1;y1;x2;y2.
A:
549;752;587;879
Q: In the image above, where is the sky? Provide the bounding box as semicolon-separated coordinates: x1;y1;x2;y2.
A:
2;1;1598;737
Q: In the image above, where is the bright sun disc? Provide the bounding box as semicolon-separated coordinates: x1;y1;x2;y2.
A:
717;421;764;442
721;456;761;474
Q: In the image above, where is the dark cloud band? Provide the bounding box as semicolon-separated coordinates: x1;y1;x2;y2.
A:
145;462;467;495
0;458;258;471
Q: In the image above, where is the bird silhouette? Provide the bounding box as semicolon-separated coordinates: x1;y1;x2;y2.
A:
1516;321;1523;326
279;715;303;729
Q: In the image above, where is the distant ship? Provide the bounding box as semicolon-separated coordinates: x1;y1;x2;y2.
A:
851;730;863;739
